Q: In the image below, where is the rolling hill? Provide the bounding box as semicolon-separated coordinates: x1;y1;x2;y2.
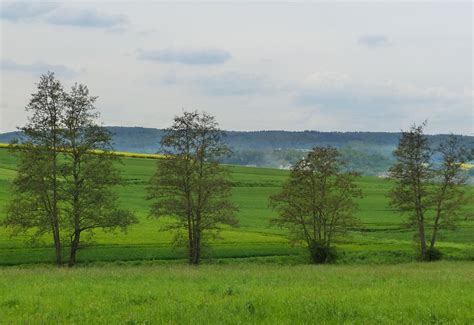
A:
1;127;473;173
0;147;472;266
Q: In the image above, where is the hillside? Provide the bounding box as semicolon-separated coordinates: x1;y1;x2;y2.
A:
1;127;473;173
0;147;472;266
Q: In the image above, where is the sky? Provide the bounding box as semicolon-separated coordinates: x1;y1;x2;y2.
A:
0;1;472;134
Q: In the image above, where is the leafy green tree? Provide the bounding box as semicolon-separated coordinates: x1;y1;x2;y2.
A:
5;72;66;266
389;123;472;260
61;83;137;267
4;73;136;267
429;135;472;256
388;123;433;260
148;111;237;265
270;147;362;263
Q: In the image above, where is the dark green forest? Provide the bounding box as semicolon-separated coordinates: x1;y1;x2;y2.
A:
1;127;472;174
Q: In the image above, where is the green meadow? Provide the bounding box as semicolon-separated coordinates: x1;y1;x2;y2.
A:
0;262;473;323
0;147;473;265
0;147;473;323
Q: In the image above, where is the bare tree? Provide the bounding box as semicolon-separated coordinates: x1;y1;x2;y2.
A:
148;111;238;265
270;147;362;263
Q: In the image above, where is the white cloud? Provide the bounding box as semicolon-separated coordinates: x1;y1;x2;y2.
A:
0;59;79;78
0;2;58;21
295;72;471;110
138;49;231;65
45;8;127;28
0;2;127;29
193;72;268;96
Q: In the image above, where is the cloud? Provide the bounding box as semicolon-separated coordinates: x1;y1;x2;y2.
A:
294;91;425;115
358;34;390;48
0;2;127;29
303;72;350;90
293;74;471;123
45;8;127;28
291;77;472;134
0;2;58;21
151;71;269;96
0;59;79;78
136;28;158;37
194;72;266;96
138;48;231;65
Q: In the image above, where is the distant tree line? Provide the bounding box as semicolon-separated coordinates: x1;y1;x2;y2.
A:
221;147;394;175
2;126;472;175
1;73;472;266
74;127;471;152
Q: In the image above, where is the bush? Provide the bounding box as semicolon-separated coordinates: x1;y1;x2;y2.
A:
309;240;336;264
423;247;443;261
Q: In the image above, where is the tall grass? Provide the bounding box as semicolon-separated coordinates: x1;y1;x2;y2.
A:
0;262;472;323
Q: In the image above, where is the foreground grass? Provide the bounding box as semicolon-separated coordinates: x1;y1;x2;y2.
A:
0;261;472;323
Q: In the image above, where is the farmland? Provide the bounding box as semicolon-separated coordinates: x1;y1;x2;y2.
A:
0;147;473;323
0;147;473;265
2;1;472;322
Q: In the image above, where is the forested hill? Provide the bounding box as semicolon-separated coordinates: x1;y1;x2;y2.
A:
86;127;474;152
1;127;473;173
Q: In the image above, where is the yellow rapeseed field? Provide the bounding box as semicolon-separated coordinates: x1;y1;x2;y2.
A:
461;163;474;170
0;143;165;159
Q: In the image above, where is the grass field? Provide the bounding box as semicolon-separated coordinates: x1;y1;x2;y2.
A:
0;147;473;323
0;262;472;323
0;147;473;265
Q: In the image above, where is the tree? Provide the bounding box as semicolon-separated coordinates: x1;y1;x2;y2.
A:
389;123;472;260
388;123;433;260
61;83;137;267
4;72;66;266
4;73;136;267
148;111;237;265
429;135;472;255
270;147;362;263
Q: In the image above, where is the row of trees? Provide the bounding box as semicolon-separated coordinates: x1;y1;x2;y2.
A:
272;123;472;263
3;73;472;266
4;73;238;267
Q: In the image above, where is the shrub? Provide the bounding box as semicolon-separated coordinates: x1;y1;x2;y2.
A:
423;247;442;261
309;240;336;264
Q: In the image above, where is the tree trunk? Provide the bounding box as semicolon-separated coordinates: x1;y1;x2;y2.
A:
192;230;201;265
187;209;194;264
68;231;81;267
53;226;62;267
189;225;200;265
415;181;427;261
70;156;81;268
430;211;441;251
52;129;61;267
52;170;62;266
418;215;427;260
430;184;447;251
